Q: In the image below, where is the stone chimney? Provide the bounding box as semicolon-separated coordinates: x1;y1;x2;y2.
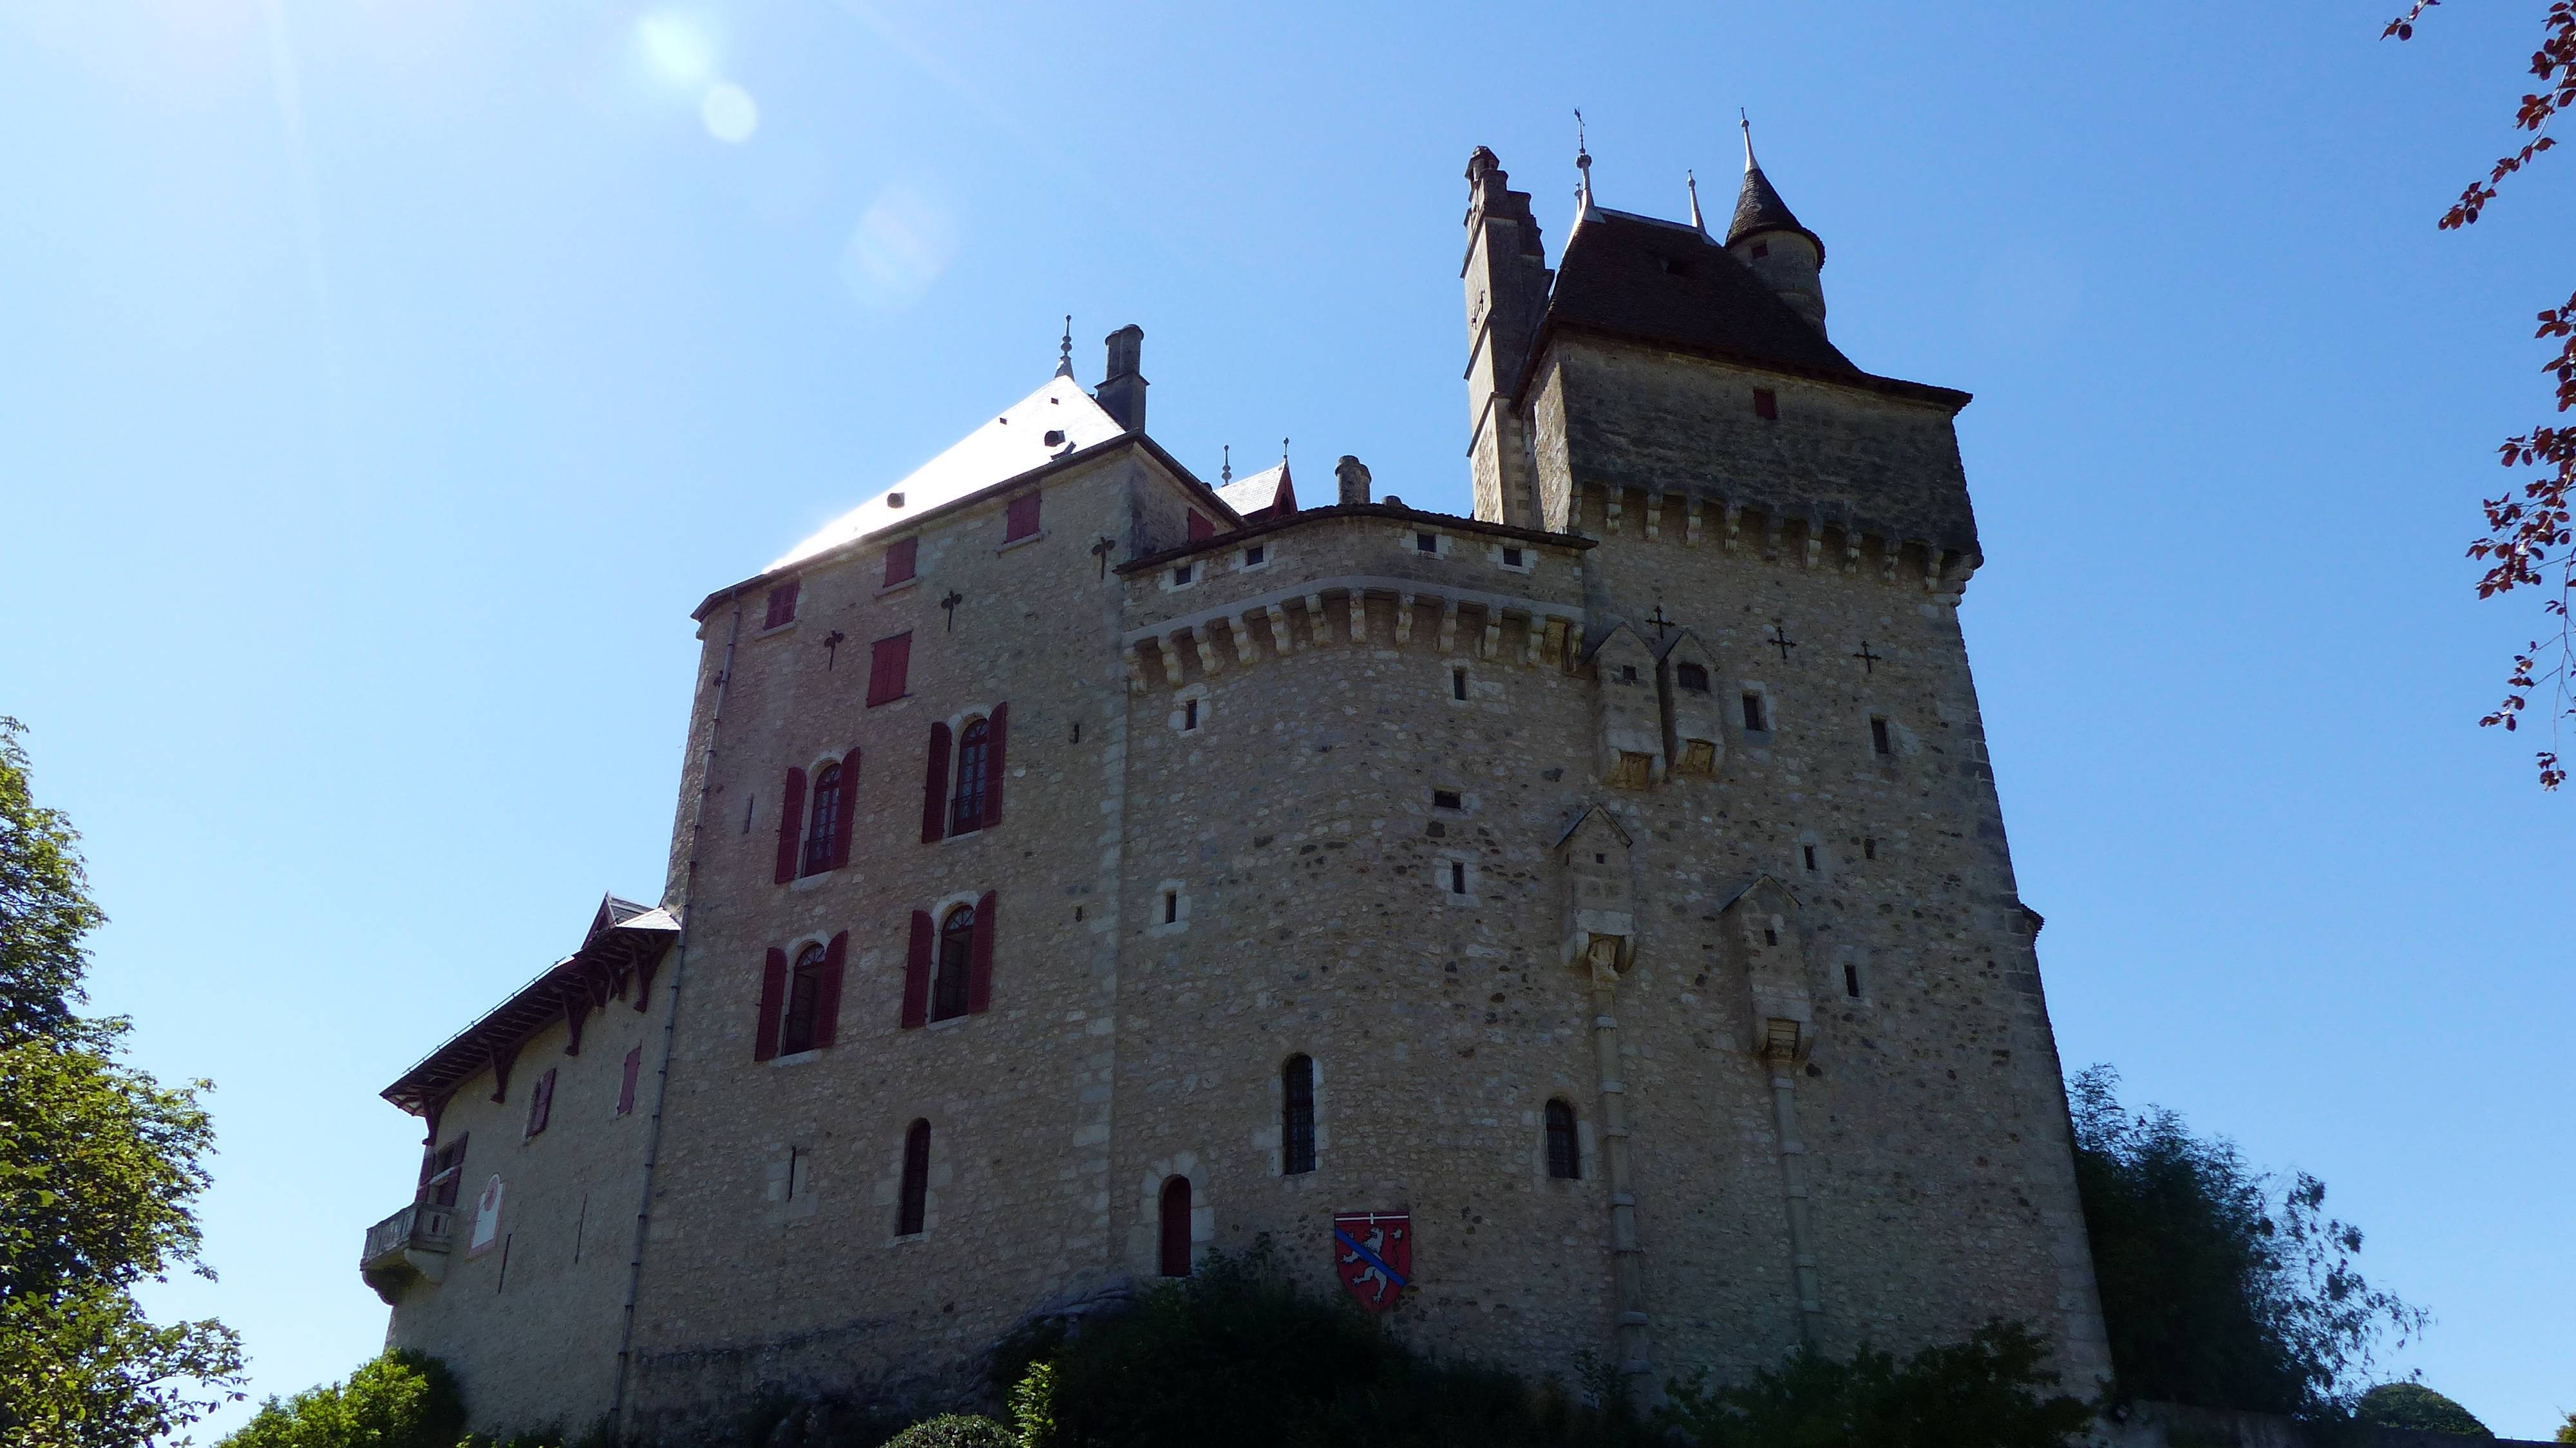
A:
1095;325;1147;432
1334;455;1371;506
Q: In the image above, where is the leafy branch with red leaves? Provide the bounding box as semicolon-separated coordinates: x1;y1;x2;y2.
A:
2389;1;2576;789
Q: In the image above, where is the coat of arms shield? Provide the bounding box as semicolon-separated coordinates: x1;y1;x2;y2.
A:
1332;1212;1410;1311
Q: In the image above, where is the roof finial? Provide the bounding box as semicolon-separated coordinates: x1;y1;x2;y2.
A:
1282;436;1290;462
1739;109;1757;172
1055;314;1074;377
1574;108;1594;211
1687;168;1704;231
1220;444;1233;484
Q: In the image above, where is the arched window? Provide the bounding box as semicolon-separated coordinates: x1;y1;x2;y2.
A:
933;904;976;1022
950;718;989;835
1282;1055;1316;1176
802;763;841;876
779;944;828;1055
1546;1099;1580;1179
897;1120;931;1236
1675;662;1710;694
1158;1176;1193;1277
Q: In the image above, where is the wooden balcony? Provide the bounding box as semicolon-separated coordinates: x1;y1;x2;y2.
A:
359;1202;454;1304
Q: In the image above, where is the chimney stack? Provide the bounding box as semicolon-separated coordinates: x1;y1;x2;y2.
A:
1095;325;1147;432
1334;455;1372;506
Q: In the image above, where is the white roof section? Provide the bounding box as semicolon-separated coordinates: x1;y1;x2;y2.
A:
1215;461;1289;516
772;374;1128;570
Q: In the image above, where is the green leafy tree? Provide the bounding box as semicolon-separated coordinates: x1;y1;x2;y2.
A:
1656;1320;2094;1448
0;716;243;1446
2355;1382;2492;1437
2069;1066;2425;1416
2553;1407;2574;1443
881;1416;1018;1448
218;1352;466;1448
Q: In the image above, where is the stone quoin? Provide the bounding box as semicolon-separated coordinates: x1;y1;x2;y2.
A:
361;134;2113;1438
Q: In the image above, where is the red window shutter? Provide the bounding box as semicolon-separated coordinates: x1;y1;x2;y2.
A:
920;721;952;843
764;580;800;629
967;889;996;1015
617;1045;641;1117
526;1068;555;1137
754;948;787;1061
868;633;912;708
831;747;862;868
884;537;916;587
815;931;847;1049
773;768;807;885
983;703;1007;825
1005;491;1041;542
1187;510;1213;540
902;911;933;1029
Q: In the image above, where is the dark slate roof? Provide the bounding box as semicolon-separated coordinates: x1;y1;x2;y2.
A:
1726;164;1823;260
1537;208;1859;381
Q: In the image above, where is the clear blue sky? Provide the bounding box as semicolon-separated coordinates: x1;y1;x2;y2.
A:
3;0;2566;1438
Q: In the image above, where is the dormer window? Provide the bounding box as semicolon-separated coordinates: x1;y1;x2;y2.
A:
1172;563;1193;586
1753;388;1779;421
887;491;907;508
1750;241;1770;259
1676;663;1710;694
1415;532;1437;554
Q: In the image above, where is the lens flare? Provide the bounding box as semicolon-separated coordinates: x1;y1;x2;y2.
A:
837;186;957;310
633;12;715;91
701;83;758;142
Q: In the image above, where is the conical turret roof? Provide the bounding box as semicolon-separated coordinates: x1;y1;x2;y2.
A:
1726;122;1824;261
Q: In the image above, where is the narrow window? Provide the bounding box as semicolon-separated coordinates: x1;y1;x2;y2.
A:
1501;546;1524;567
524;1068;555;1138
867;633;913;707
1871;717;1893;756
1161;890;1179;925
763;579;800;629
1005;491;1041;542
883;537;917;587
421;1138;467;1209
1451;669;1467;701
897;1120;930;1235
1069;721;1082;745
1282;1056;1316;1175
785;1147;806;1201
1864;837;1878;860
780;943;828;1054
1618;664;1638;685
1741;693;1768;732
1158;1177;1193;1277
933;906;975;1022
1448;861;1466;895
802;763;842;875
1415;531;1437;553
618;1046;641;1117
1844;961;1863;998
1803;844;1819;872
1173;563;1193;586
1545;1100;1580;1179
1432;789;1461;811
1764;926;1780;947
1244;545;1265;567
1753;388;1779;421
1182;699;1200;730
1676;662;1710;694
951;718;990;834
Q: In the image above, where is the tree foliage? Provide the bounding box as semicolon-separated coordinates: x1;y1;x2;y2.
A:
879;1417;1017;1448
2355;1382;2493;1437
1656;1320;2093;1448
2387;3;2576;788
218;1351;467;1448
2069;1066;2425;1417
0;717;243;1447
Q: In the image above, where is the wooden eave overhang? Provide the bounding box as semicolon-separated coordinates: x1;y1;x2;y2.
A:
379;908;681;1118
693;433;1240;622
1117;500;1595;576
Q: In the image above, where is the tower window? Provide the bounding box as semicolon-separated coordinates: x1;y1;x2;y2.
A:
1183;699;1199;731
1741;693;1768;732
1004;490;1041;542
950;718;990;834
524;1068;554;1139
762;579;800;630
1448;861;1467;895
1871;717;1893;756
883;537;917;587
1416;531;1438;554
1162;890;1179;925
1432;789;1462;811
1618;665;1638;686
1753;388;1779;421
780;943;828;1054
1545;1100;1580;1180
1173;563;1193;586
1864;837;1879;860
1282;1056;1316;1176
1451;669;1468;701
1844;961;1863;998
867;632;912;707
933;904;976;1022
1764;926;1779;947
1676;662;1710;694
802;763;842;876
1244;544;1265;567
1803;844;1819;873
1158;1176;1193;1277
1750;240;1770;259
1501;546;1524;567
897;1120;930;1236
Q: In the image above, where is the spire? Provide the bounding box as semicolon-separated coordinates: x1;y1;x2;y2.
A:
1054;315;1074;378
1727;113;1823;261
1687;168;1704;231
1573;109;1596;218
1220;444;1232;485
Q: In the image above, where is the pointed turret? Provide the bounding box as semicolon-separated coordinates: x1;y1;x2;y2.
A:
1724;117;1828;334
1460;146;1555;528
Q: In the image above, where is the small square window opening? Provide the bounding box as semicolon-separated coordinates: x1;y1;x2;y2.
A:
1244;545;1265;567
1432;789;1462;810
1753;388;1779;421
1676;662;1710;693
1618;665;1638;685
1750;240;1770;259
1416;531;1437;553
1501;546;1524;567
1172;564;1193;586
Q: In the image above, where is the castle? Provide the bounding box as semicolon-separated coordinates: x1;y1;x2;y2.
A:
359;132;2112;1438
